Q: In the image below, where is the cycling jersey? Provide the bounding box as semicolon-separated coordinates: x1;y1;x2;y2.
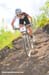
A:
19;12;30;25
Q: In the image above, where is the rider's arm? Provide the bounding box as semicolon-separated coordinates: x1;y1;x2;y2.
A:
27;15;33;23
11;16;16;28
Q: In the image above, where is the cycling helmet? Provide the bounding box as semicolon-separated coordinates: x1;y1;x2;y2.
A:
15;8;22;15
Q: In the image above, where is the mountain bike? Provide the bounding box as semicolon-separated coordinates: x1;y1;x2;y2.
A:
19;25;34;57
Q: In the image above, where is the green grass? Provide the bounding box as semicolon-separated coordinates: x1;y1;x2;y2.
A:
0;30;22;50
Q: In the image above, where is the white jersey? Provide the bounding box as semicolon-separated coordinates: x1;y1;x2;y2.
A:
14;18;19;28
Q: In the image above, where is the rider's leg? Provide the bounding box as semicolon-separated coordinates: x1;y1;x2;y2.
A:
26;25;33;38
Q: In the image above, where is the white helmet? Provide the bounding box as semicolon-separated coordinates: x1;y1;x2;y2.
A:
15;8;22;15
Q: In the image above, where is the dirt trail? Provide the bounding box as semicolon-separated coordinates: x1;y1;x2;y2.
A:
0;29;49;75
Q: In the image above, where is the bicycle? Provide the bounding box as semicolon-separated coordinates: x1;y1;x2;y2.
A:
19;25;34;57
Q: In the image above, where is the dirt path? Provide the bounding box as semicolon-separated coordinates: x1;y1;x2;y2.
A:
0;29;49;75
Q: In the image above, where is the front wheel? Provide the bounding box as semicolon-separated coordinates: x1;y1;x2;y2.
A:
22;34;31;57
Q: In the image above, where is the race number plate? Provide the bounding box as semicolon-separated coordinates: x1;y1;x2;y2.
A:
20;26;26;32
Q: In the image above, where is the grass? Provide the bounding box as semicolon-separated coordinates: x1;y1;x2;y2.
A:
0;30;22;50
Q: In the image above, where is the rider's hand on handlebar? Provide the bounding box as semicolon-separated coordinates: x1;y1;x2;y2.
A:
13;27;16;30
13;27;17;30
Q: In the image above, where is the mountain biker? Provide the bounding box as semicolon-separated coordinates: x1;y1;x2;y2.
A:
11;9;33;38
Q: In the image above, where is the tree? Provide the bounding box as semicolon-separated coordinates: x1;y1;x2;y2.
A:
40;0;49;17
36;0;49;28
